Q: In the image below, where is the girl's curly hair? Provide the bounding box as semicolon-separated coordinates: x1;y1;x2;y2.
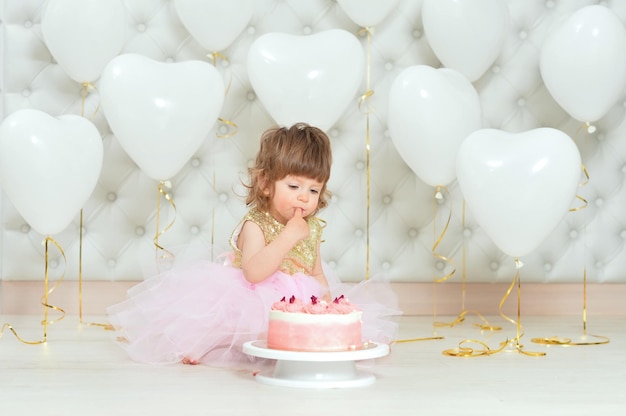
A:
244;123;332;216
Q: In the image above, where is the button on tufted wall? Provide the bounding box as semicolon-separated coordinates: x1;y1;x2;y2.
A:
1;0;625;294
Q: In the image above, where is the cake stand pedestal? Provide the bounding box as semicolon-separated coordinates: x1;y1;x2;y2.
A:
243;341;389;389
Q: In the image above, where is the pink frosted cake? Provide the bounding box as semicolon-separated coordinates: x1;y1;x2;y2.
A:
267;295;362;352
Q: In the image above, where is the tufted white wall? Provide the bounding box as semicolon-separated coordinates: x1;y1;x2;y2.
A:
1;0;625;290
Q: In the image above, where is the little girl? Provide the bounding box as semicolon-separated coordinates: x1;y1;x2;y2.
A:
107;123;399;368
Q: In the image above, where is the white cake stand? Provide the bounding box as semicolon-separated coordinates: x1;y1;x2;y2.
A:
243;341;389;389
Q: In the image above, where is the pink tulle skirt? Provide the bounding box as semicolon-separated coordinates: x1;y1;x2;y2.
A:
107;256;400;369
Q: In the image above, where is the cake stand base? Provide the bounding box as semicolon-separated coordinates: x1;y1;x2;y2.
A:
243;341;389;389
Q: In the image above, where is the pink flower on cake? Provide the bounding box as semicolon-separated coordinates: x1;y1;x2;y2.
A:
270;295;360;314
304;298;330;314
272;296;305;312
331;295;360;313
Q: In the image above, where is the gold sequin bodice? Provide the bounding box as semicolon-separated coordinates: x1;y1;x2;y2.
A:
230;208;323;275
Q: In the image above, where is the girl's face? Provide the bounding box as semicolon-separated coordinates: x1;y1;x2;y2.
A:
267;175;323;224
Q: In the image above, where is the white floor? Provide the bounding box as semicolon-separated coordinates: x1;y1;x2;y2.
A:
1;313;625;416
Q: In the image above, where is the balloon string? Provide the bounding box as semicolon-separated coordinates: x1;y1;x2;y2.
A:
0;237;66;344
430;186;459;330
436;196;458;326
530;267;609;346
436;199;498;332
206;52;239;139
210;171;216;262
531;122;608;347
78;210;113;330
498;258;523;339
357;26;375;281
504;258;545;356
41;237;67;330
80;82;101;120
431;186;454;283
204;52;237;264
364;115;371;282
77;88;111;330
357;27;374;113
572;124;607;342
569;122;589;211
462;200;467;311
154;181;177;270
569;123;589;213
208;51;228;67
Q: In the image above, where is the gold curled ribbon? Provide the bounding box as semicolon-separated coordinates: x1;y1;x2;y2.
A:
444;258;546;357
497;258;521;329
531;334;610;346
570;123;590;212
432;186;455;284
41;237;67;332
442;338;508;357
0;237;66;344
356;27;375;116
216;117;238;139
395;335;444;344
569;163;589;213
81;82;101;120
206;52;239;139
154;181;177;269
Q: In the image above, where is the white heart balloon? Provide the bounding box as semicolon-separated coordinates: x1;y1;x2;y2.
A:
337;0;400;28
247;29;364;130
540;5;626;123
456;128;581;258
422;0;508;82
174;0;254;52
0;109;103;236
99;53;225;181
388;65;482;187
41;0;126;83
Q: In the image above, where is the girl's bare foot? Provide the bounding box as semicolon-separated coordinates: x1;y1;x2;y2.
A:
182;357;198;365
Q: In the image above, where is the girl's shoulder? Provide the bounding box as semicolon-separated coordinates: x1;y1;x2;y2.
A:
230;208;277;247
307;216;325;238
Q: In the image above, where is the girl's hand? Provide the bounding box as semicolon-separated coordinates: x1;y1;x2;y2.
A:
283;208;309;243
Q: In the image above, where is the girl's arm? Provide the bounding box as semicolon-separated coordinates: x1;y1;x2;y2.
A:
238;209;309;283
